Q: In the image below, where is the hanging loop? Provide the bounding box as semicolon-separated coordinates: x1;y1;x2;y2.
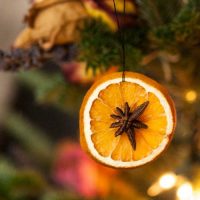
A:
112;0;126;82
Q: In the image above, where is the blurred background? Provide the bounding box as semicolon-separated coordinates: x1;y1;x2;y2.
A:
0;0;200;200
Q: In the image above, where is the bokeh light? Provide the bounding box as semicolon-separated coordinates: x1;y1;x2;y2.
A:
1;1;200;200
159;173;177;189
193;190;200;200
176;183;193;200
185;90;197;103
147;172;177;197
147;183;161;197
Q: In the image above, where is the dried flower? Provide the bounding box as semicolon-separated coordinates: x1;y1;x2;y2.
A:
0;45;45;71
82;0;138;30
52;142;117;198
61;61;118;84
15;0;88;50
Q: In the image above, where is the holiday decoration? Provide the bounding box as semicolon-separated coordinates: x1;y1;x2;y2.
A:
52;141;117;198
80;72;176;168
14;0;88;49
0;0;200;199
14;0;137;50
82;0;138;30
61;62;118;84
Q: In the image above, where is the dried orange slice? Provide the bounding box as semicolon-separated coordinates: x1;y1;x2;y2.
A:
79;72;176;168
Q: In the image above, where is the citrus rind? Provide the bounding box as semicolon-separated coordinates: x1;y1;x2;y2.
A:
80;72;176;168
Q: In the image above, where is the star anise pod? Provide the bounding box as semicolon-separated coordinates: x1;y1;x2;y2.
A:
110;101;149;150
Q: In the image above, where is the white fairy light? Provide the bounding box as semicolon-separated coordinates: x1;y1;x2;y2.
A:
177;183;193;200
147;172;177;197
159;173;177;189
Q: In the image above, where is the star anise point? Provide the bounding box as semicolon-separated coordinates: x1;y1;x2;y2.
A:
110;101;149;150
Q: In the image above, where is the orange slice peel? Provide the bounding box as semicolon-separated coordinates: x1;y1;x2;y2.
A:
80;72;176;168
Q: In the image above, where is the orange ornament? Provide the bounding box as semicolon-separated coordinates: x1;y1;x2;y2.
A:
79;72;176;168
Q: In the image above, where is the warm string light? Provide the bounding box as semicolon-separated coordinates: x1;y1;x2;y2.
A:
176;183;193;200
158;173;177;189
193;191;200;200
147;172;200;199
147;172;177;197
177;184;200;200
185;90;197;103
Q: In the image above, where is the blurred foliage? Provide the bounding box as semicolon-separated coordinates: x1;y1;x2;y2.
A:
17;70;86;114
0;159;81;200
78;0;200;73
41;191;79;200
138;0;182;26
0;0;200;200
152;0;200;49
78;19;146;71
0;159;46;200
3;112;52;164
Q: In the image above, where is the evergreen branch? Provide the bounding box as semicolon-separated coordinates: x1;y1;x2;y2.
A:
78;19;146;71
151;0;200;49
78;0;200;72
137;0;182;27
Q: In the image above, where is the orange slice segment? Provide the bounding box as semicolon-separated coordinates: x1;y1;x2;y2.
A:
80;72;176;168
98;83;123;110
120;82;148;110
111;134;134;162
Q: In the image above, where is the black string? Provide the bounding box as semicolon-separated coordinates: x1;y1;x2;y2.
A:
112;0;126;82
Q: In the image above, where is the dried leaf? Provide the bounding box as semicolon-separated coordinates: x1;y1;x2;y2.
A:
82;0;138;30
15;0;88;50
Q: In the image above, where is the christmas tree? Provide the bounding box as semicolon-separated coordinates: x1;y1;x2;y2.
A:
0;0;200;199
